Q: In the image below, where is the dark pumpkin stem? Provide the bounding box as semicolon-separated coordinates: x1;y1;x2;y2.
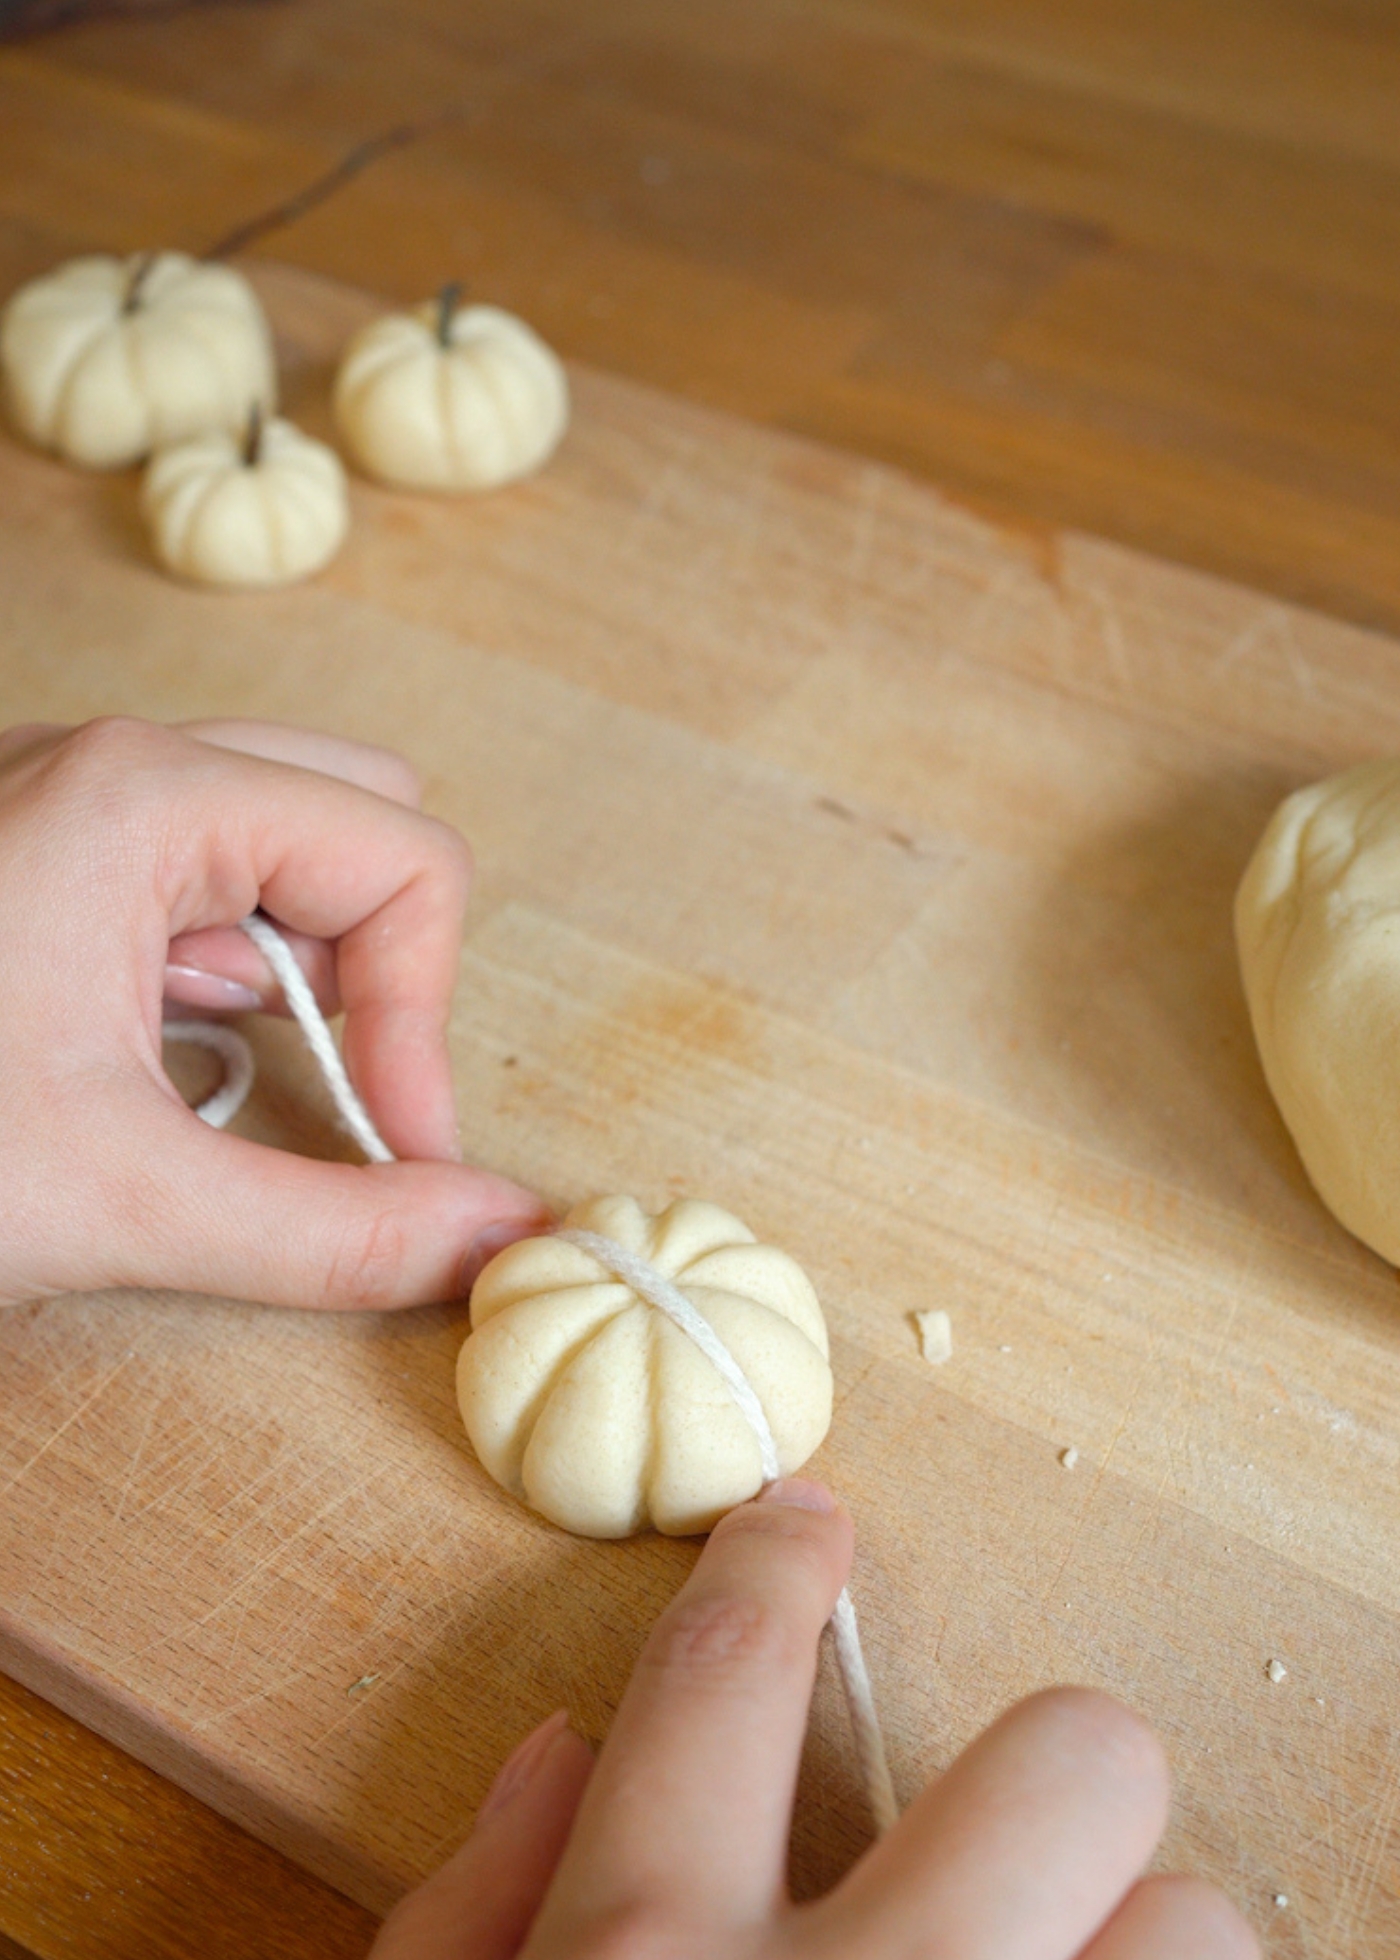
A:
436;281;463;346
122;253;155;315
242;403;264;467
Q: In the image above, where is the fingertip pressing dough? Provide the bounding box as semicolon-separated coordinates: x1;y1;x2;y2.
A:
141;409;349;587
1236;758;1400;1264
332;286;569;492
456;1195;833;1538
1;251;276;470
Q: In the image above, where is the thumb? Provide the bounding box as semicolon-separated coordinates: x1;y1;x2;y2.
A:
105;1091;551;1310
370;1713;593;1960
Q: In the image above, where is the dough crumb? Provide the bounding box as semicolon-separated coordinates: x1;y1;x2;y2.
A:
1059;1446;1079;1470
913;1309;953;1364
1273;1894;1289;1909
1266;1658;1288;1684
999;1343;1013;1353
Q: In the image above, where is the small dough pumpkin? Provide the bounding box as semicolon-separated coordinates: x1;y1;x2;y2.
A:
1237;758;1400;1264
332;285;569;492
1;251;276;470
457;1196;832;1538
141;410;348;587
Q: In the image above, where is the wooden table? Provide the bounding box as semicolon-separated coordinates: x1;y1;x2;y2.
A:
2;6;1400;1958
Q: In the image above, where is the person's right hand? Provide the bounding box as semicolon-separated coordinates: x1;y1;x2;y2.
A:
371;1480;1259;1960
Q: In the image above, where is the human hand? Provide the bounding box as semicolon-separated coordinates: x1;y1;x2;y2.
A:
370;1481;1258;1960
0;715;550;1310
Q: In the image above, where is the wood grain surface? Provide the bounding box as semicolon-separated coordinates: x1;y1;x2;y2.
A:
1;7;1399;1959
3;256;1400;1958
0;1670;376;1960
5;0;1400;638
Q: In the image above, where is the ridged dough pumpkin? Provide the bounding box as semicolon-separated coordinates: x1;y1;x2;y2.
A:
1;251;276;470
457;1196;832;1538
332;290;568;492
141;412;348;587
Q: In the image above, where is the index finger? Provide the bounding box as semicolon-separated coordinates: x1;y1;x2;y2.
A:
533;1480;853;1940
235;762;472;1164
171;724;422;1016
179;719;423;807
108;720;468;1161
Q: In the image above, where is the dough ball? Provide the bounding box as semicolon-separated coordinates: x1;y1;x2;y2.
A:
457;1195;833;1538
1236;758;1400;1262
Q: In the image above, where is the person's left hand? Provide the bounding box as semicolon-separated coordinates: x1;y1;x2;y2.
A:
0;714;550;1310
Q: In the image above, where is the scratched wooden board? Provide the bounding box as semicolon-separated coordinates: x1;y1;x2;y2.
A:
0;262;1398;1957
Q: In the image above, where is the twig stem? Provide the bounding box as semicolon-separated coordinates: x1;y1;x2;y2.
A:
436;282;463;345
204;111;465;261
122;252;155;314
242;403;264;467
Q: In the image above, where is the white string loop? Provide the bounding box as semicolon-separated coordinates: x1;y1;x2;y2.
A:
176;914;899;1836
163;1019;256;1129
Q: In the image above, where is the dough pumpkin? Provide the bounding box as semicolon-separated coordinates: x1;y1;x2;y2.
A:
1;251;276;470
457;1196;832;1538
332;289;568;492
141;411;348;587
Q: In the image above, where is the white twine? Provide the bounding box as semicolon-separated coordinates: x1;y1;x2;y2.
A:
239;913;395;1163
168;914;393;1160
558;1229;783;1480
163;1018;256;1128
174;913;899;1836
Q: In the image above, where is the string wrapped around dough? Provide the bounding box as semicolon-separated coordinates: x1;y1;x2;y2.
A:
189;912;898;1836
460;1195;833;1538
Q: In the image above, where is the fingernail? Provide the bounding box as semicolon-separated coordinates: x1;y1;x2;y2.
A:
458;1213;552;1296
476;1709;570;1827
164;964;263;1012
757;1477;838;1514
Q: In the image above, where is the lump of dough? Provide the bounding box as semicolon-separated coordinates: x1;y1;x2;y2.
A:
456;1195;833;1538
912;1308;952;1363
1236;759;1400;1263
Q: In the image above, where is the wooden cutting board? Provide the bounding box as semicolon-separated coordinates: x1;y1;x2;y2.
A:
1;260;1397;1957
